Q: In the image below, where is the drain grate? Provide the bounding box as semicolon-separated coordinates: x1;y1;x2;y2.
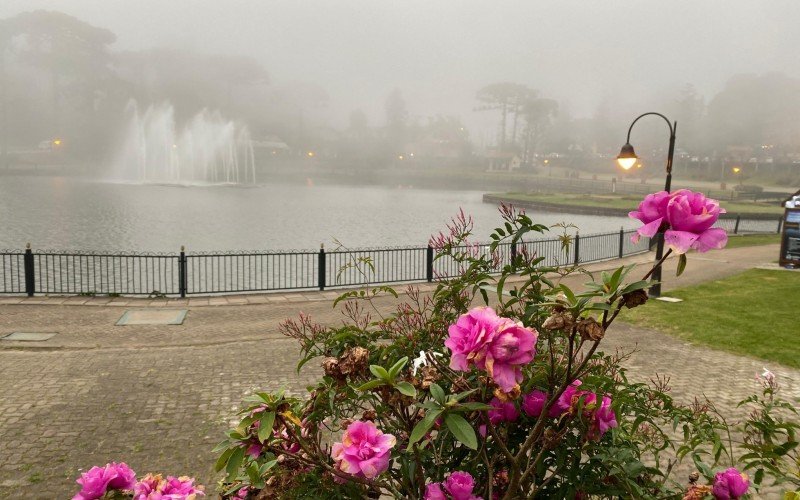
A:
116;309;187;326
1;332;58;342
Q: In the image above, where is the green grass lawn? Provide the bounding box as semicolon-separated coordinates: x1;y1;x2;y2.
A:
724;233;781;248
620;269;800;368
496;192;784;215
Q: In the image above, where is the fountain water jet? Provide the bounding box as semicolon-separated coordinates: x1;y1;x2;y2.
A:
113;100;256;184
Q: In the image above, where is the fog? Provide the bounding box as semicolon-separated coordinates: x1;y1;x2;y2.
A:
2;0;800;184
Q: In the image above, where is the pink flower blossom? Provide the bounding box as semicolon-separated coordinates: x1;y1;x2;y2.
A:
522;390;547;418
589;395;617;440
712;467;749;499
331;420;396;480
133;473;205;499
663;190;727;253
629;191;671;243
233;487;249;499
444;471;481;500
488;397;519;425
445;307;503;371
73;462;137;500
630;190;727;254
485;319;538;392
446;307;537;392
549;380;582;417
107;463;137;491
424;482;448;500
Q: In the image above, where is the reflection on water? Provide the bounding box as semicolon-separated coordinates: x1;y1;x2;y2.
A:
0;177;637;252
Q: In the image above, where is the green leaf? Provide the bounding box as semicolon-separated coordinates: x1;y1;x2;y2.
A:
226;446;246;480
676;253;687;276
459;402;495;411
357;379;386;391
445;413;478;450
260;459;278;474
214;447;234;472
369;365;390;381
212;439;232;453
394;381;417;398
429;383;445;404
388;357;409;379
247;462;260;484
258;411;276;443
407;410;442;450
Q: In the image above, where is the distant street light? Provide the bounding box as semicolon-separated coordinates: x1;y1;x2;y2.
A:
52;139;62;146
616;112;677;298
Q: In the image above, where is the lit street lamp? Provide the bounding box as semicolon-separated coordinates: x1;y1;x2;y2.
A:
616;112;677;298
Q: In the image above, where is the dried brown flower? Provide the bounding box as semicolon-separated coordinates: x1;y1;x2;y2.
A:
338;346;370;376
542;311;574;331
577;317;605;341
362;409;377;421
321;357;343;379
494;385;521;402
622;289;648;309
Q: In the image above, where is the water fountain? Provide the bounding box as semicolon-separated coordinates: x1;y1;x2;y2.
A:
113;100;256;185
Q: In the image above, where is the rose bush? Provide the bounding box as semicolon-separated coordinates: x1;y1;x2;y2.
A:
209;190;799;498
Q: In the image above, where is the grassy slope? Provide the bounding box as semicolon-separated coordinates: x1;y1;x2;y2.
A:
724;234;781;249
620;269;800;368
494;192;784;215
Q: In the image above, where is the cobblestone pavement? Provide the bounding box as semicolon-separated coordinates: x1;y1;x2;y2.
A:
1;244;796;498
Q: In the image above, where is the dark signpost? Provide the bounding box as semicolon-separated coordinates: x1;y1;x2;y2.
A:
779;190;800;268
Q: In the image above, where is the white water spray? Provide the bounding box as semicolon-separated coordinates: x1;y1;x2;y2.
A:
113;100;256;184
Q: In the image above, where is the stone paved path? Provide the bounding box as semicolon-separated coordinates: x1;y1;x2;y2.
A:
1;244;797;498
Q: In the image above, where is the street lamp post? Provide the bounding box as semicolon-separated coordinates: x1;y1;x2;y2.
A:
616;112;677;298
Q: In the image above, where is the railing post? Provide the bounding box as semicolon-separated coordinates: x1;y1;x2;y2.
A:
777;215;783;234
426;245;434;282
178;246;187;298
573;232;580;266
24;243;35;297
318;244;326;291
510;241;517;263
618;227;624;259
734;215;741;234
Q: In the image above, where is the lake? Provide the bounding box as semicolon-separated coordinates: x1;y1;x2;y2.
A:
0;176;637;252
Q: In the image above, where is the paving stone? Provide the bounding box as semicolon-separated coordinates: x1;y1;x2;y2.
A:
116;309;187;326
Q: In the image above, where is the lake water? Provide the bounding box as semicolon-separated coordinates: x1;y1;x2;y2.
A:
0;177;636;252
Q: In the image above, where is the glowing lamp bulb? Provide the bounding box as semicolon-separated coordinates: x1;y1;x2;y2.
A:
616;143;638;171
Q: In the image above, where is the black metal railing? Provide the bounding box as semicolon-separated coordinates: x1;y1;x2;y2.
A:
0;216;782;297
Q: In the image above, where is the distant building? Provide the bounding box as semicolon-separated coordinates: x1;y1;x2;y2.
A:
485;149;521;172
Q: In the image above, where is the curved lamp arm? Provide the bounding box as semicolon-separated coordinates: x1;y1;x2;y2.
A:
625;112;675;144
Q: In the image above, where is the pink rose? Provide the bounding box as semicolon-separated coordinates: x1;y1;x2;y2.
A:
133;473;205;499
589;395;617;440
664;189;727;253
107;463;137;491
444;471;480;500
630;190;727;254
549;380;582;417
331;420;396;479
73;462;137;500
424;482;448;500
629;191;671;243
522;390;547;418
488;397;519;425
484;320;538;392
712;468;749;499
445;307;503;371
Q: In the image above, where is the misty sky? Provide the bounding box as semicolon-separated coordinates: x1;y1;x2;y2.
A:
3;0;800;134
